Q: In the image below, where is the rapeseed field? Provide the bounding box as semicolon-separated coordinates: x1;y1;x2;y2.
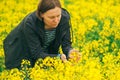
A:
0;0;120;80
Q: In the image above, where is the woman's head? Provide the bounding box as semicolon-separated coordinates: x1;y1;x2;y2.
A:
37;0;61;14
37;0;62;29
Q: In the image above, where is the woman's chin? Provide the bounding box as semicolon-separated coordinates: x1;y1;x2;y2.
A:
52;25;58;28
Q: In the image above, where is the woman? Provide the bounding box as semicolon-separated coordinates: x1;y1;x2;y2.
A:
3;0;80;69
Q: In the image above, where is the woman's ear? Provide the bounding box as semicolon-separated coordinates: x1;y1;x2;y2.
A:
40;13;44;18
38;12;43;20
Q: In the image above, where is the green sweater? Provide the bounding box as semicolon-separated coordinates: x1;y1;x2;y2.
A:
43;29;56;53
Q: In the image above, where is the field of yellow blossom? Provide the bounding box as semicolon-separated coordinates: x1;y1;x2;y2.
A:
0;0;120;80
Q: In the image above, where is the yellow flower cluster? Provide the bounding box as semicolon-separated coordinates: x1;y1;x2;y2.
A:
0;0;120;80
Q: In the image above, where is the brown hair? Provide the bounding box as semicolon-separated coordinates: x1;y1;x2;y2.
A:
36;0;61;18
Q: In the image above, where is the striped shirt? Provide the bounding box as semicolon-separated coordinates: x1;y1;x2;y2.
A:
43;29;56;53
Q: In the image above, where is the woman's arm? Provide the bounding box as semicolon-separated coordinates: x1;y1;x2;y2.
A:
61;23;72;59
23;19;58;60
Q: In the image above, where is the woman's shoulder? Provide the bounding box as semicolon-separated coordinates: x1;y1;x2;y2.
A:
61;8;70;20
24;11;38;23
20;11;43;30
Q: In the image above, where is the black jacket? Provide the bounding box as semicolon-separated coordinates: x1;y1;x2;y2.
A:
3;8;72;69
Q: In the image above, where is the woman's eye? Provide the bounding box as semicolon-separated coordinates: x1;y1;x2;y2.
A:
57;15;59;17
57;15;61;17
49;17;55;19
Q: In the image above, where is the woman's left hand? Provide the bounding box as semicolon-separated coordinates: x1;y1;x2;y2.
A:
68;49;81;62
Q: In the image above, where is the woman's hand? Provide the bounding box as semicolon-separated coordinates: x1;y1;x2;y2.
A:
68;49;81;62
60;54;67;63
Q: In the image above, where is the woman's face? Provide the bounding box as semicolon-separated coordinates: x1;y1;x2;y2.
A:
41;7;62;30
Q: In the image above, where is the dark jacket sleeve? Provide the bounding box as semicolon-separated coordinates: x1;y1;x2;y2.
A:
23;18;58;60
61;22;72;58
61;9;73;58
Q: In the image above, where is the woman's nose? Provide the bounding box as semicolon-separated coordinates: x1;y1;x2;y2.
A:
53;17;59;23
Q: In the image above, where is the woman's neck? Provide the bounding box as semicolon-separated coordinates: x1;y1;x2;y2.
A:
45;25;56;30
